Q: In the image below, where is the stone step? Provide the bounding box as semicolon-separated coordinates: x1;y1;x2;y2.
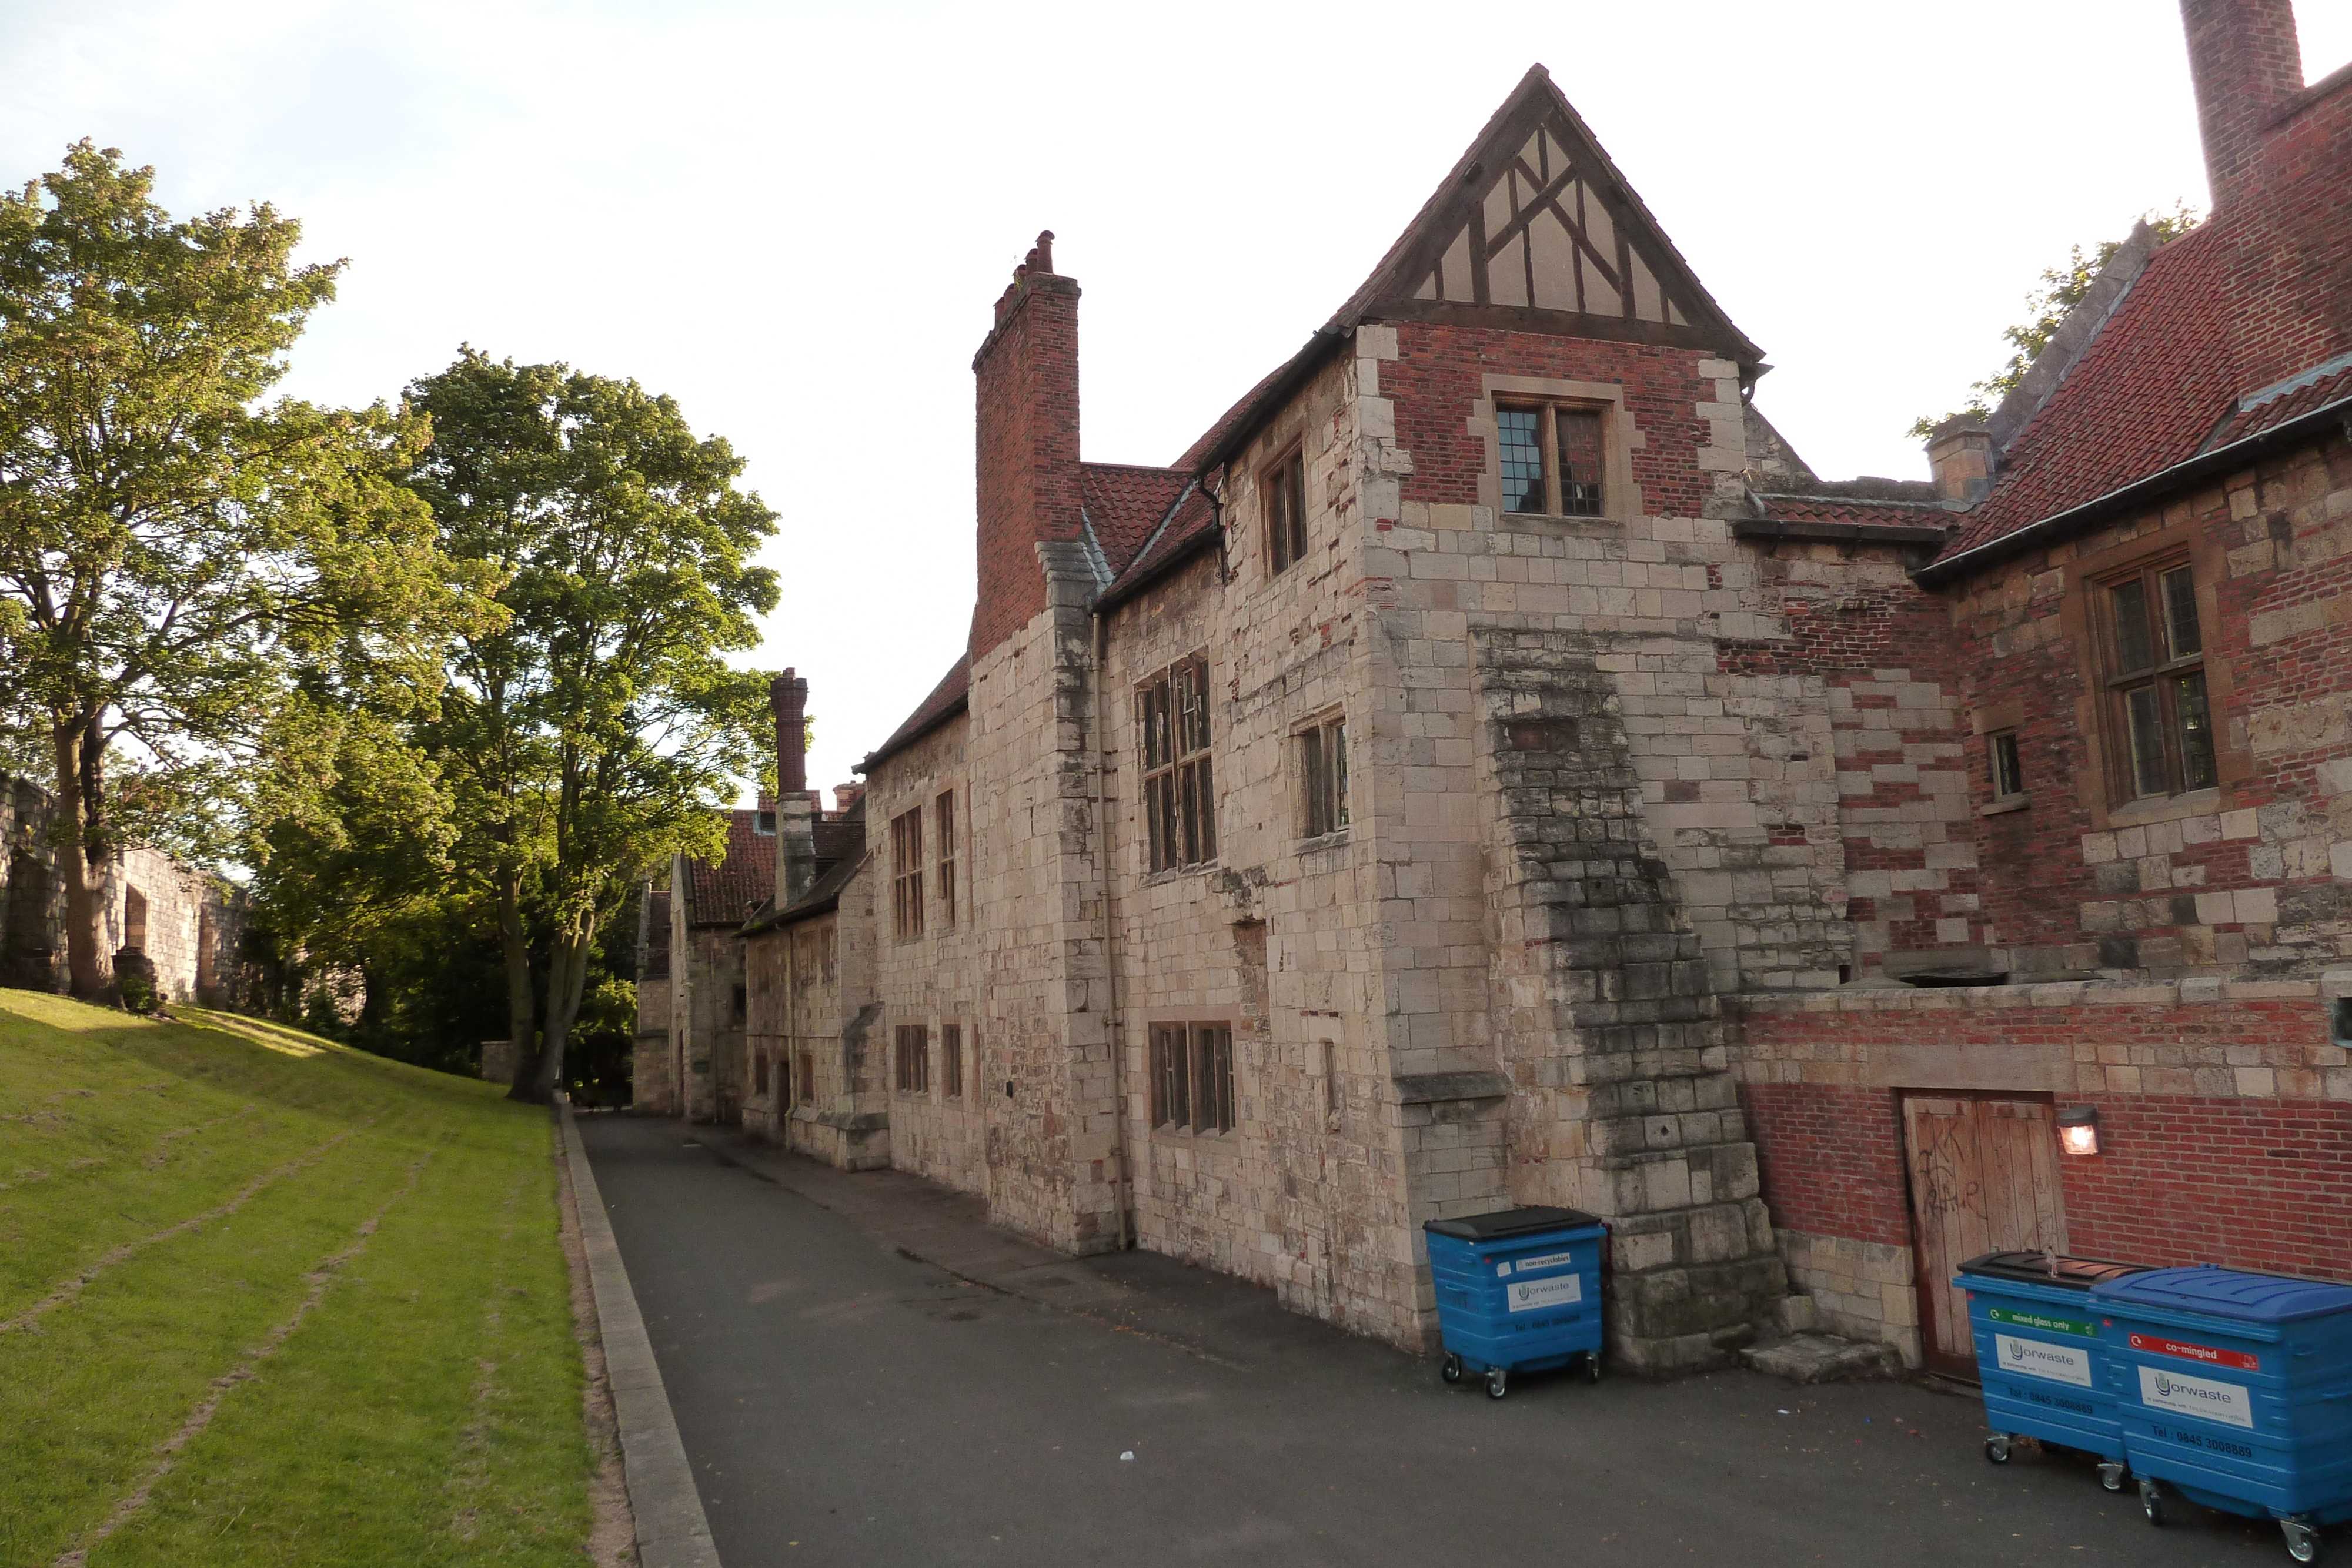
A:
1739;1333;1902;1385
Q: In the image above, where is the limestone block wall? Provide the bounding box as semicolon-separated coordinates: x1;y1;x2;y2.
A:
108;846;206;1001
1945;433;2352;979
1101;362;1421;1339
2;778;66;992
860;719;986;1192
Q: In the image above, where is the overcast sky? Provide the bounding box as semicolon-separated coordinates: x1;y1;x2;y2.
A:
6;1;2347;795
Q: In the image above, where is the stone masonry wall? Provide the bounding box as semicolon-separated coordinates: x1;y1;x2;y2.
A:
1946;432;2352;979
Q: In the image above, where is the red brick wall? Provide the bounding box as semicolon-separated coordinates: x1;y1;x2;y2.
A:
2063;1095;2352;1275
971;273;1084;660
1382;322;1717;519
1742;1082;1910;1245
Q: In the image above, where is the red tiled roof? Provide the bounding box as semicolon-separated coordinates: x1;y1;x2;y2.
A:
1080;462;1192;570
1758;494;1949;530
2211;362;2352;446
1101;471;1220;605
859;655;970;773
684;810;776;926
1941;228;2239;558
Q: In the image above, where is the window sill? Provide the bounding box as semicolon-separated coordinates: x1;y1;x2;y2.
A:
1501;509;1625;538
1140;861;1220;888
2103;787;2223;829
1979;794;2031;818
1294;829;1352;854
1148;1124;1237;1147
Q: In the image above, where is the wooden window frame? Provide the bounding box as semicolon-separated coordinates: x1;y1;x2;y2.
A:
1148;1021;1236;1135
2092;554;2216;805
893;1023;930;1096
936;790;957;928
890;807;925;939
1300;711;1349;839
1138;654;1217;873
941;1020;964;1099
1496;399;1606;519
1265;445;1309;574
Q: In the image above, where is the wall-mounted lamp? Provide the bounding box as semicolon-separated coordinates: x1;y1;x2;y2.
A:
2059;1105;2100;1157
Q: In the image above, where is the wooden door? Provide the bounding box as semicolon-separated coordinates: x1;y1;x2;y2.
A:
1900;1094;2067;1379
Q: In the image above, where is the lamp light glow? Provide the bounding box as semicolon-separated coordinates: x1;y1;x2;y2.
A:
2058;1105;2100;1156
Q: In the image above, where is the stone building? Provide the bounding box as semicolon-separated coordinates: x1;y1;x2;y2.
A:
1;773;252;1007
631;808;774;1122
733;0;2352;1376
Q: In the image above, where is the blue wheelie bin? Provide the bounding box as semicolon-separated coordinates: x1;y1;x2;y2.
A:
1956;1250;2151;1489
1422;1206;1606;1400
2092;1265;2352;1563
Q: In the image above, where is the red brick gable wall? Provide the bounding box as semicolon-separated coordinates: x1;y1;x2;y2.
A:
1379;321;1718;519
972;274;1084;661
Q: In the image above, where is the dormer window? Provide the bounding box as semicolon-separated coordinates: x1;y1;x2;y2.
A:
1498;402;1604;517
754;810;776;836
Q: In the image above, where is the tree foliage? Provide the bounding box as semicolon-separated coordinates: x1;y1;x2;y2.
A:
0;142;480;998
1906;204;2202;442
399;350;779;1101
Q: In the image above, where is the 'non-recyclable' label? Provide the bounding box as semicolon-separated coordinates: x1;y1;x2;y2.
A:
2138;1364;2254;1429
2127;1332;2259;1371
1513;1252;1577;1274
1506;1273;1582;1313
1987;1306;2096;1339
1996;1333;2093;1387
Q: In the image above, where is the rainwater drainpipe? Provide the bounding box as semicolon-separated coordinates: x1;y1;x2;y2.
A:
1092;605;1133;1251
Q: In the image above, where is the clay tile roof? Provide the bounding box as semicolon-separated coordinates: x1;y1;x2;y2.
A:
1940;228;2238;560
1100;472;1220;606
683;810;776;926
859;655;970;774
1080;462;1193;571
1756;494;1949;529
2210;361;2352;446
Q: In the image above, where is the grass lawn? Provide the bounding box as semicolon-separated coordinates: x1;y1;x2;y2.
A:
0;989;599;1567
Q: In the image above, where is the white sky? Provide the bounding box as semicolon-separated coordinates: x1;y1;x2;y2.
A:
6;1;2348;797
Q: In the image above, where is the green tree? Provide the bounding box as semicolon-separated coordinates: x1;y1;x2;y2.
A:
0;142;474;999
402;349;778;1102
1906;204;2202;441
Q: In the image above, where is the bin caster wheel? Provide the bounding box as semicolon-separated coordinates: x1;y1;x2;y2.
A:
1486;1367;1509;1400
1984;1435;2012;1465
2282;1518;2321;1564
1586;1353;1603;1385
2140;1477;2168;1527
2097;1462;2128;1493
1441;1353;1464;1385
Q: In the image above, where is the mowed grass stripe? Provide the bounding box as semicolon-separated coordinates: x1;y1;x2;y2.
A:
96;1111;589;1567
1;1113;453;1560
0;993;594;1568
0;996;440;1313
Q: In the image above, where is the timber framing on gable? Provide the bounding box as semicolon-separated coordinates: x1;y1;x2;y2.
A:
1336;65;1763;368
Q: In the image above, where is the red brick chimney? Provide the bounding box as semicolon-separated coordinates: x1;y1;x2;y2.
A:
769;670;817;904
971;232;1083;661
2180;0;2304;213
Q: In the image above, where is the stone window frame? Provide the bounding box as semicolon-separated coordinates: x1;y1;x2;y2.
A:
1264;442;1310;575
892;1021;931;1096
1468;375;1642;527
2057;511;2243;830
1137;652;1218;875
890;805;925;940
935;788;958;928
940;1018;964;1099
1140;1015;1238;1141
1295;706;1350;844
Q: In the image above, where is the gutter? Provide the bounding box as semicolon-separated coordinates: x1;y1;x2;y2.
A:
1916;393;2352;589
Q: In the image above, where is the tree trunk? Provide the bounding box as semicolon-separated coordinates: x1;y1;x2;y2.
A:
49;719;111;1001
520;920;594;1105
496;866;540;1099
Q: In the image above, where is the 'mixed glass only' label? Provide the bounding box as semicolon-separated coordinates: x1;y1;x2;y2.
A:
1986;1306;2097;1339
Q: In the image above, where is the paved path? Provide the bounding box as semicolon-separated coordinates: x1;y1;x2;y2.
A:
577;1113;2297;1566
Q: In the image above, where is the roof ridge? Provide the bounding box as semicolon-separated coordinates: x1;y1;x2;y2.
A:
1983;220;2172;456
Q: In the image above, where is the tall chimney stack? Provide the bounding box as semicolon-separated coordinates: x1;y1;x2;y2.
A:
2180;0;2304;213
769;670;817;905
970;231;1084;661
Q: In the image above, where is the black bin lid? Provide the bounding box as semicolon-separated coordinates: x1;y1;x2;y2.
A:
1957;1250;2151;1290
1424;1206;1604;1242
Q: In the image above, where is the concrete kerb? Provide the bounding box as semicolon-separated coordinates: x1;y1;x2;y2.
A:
559;1102;721;1568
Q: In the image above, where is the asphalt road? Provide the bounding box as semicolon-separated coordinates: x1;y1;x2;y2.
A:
579;1113;2302;1567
